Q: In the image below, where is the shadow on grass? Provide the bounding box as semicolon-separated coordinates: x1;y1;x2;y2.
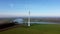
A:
0;23;17;32
0;23;29;32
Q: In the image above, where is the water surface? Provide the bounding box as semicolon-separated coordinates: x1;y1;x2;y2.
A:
14;18;60;24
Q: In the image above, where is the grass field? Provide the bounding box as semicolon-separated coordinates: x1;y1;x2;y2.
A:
0;24;60;34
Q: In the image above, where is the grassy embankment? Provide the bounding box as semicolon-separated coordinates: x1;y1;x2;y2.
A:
0;24;60;34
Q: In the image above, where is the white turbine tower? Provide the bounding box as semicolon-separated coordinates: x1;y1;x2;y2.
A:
28;10;30;26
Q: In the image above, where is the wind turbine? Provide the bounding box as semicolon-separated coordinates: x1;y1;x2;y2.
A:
28;10;30;26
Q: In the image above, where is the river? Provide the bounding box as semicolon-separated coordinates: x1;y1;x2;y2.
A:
12;18;60;24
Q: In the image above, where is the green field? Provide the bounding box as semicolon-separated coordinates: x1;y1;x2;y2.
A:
0;24;60;34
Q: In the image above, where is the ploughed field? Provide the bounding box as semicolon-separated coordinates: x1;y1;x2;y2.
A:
0;18;16;31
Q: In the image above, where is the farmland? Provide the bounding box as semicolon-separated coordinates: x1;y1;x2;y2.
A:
0;17;60;34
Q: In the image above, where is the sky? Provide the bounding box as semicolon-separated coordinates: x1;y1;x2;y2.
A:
0;0;60;17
